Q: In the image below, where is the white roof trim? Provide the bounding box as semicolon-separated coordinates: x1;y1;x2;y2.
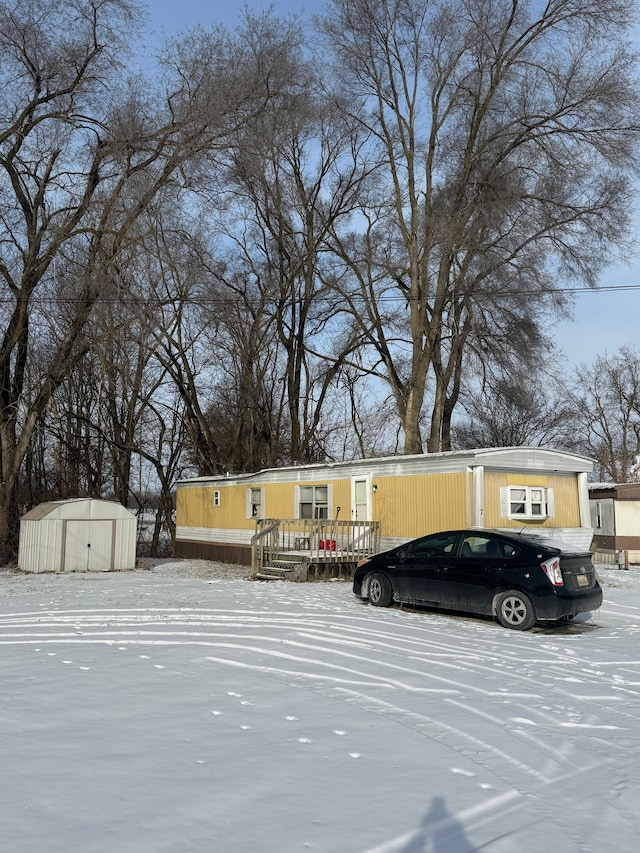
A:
177;447;593;488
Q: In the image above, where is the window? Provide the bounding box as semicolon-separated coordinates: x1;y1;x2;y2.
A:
462;535;495;558
530;488;545;516
247;488;263;519
509;487;527;515
460;535;518;559
298;485;329;519
500;486;554;520
213;490;220;507
411;531;460;558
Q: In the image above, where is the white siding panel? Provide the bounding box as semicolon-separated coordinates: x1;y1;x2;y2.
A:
515;527;594;550
380;526;594;557
175;526;254;545
614;502;640;538
114;518;137;570
18;519;63;573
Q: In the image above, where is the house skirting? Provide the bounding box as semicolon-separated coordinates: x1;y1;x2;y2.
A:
593;534;640;552
175;539;252;565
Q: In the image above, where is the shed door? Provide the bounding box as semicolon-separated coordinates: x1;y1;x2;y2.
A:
64;520;113;571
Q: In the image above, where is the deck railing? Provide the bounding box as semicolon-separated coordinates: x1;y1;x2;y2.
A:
251;518;381;575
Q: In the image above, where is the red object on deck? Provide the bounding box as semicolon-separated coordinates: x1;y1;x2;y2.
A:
319;539;337;550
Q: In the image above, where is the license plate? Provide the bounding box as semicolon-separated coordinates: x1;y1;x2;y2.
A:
577;574;589;587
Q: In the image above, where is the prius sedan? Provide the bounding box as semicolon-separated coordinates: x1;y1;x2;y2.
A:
353;529;602;630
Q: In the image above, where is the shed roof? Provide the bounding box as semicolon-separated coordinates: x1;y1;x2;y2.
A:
21;498;135;521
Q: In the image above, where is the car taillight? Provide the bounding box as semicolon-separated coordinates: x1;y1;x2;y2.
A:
541;556;564;586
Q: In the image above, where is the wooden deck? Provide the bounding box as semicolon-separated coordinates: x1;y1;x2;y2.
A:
251;518;380;581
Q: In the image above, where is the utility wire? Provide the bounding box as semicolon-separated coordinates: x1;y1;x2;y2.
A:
1;283;640;306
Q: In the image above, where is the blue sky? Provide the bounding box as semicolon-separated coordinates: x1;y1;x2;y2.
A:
144;0;640;370
144;0;308;36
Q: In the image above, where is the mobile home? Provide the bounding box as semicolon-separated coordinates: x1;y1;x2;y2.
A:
175;447;593;568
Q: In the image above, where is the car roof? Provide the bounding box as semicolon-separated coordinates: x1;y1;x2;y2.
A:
413;529;589;556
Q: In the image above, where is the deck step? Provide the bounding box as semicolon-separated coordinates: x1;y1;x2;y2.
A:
255;559;307;581
255;572;290;581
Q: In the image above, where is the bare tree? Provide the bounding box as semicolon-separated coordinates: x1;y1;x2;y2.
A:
332;363;403;459
0;0;144;560
0;1;288;561
217;26;368;463
452;359;576;450
134;391;190;555
320;0;640;454
570;346;640;482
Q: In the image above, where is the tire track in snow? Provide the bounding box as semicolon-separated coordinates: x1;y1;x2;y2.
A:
1;603;633;804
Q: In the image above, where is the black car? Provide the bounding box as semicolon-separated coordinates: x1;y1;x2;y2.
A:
353;529;603;630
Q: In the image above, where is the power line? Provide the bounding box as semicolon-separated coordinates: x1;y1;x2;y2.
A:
563;284;640;294
1;283;640;306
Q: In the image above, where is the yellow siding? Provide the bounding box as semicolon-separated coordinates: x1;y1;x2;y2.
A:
257;480;353;519
484;472;580;529
177;473;467;537
262;483;292;519
176;484;250;530
176;468;582;538
176;478;353;530
372;472;468;539
331;481;353;519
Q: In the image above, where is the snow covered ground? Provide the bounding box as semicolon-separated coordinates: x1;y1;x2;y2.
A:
1;560;639;853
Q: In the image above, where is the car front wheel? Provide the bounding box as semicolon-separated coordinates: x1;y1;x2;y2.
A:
368;572;393;607
494;590;536;631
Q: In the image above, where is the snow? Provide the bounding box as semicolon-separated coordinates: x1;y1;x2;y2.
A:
1;561;639;853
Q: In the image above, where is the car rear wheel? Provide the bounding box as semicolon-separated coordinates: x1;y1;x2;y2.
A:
368;572;393;607
494;590;536;631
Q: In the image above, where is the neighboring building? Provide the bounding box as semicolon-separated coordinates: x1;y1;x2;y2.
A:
175;447;594;566
589;482;640;560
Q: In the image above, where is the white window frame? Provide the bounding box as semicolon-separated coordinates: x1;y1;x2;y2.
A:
295;484;331;520
213;490;220;507
500;485;554;520
247;488;264;519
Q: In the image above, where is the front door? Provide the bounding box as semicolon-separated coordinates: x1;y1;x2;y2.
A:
350;476;372;553
351;476;371;521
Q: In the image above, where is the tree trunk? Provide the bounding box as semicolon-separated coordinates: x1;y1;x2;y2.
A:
0;462;21;566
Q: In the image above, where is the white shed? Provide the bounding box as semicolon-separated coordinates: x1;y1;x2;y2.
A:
18;499;137;573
